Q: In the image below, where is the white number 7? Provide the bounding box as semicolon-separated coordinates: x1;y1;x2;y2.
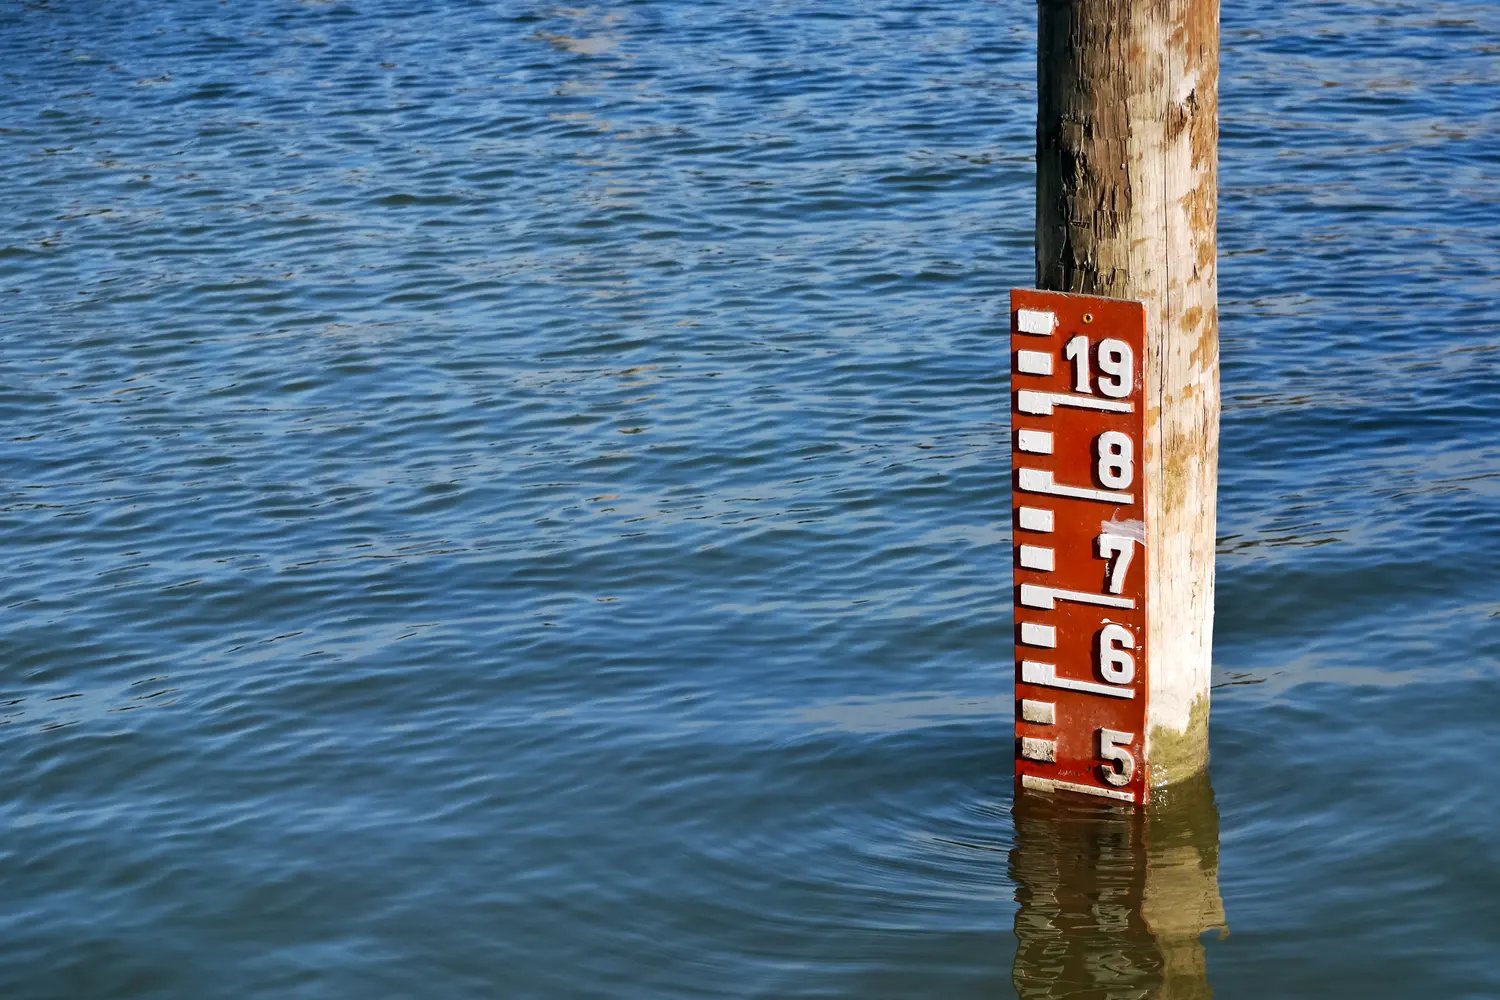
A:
1097;533;1136;594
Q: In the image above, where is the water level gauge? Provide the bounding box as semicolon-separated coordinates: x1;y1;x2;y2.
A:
1011;289;1148;806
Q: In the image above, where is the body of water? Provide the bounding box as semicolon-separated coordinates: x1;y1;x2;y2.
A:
2;1;1498;996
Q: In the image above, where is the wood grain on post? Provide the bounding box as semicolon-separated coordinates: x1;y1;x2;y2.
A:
1036;0;1219;787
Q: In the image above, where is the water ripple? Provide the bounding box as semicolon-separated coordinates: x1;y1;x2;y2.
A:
2;0;1497;996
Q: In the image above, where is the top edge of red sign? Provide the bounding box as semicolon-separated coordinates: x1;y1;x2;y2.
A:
1010;287;1146;310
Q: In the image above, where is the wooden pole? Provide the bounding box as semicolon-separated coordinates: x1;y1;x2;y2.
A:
1035;0;1220;788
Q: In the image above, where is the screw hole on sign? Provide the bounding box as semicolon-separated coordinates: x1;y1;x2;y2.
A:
1083;312;1094;324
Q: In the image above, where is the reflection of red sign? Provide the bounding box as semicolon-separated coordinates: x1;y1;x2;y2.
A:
1011;289;1148;805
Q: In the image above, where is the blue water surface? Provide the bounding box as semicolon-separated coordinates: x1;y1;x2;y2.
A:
1;1;1497;997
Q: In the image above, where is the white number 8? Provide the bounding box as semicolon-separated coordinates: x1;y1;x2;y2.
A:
1095;431;1133;490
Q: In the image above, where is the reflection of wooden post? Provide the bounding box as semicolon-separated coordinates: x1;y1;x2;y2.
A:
1010;771;1226;998
1141;774;1229;996
1036;0;1220;787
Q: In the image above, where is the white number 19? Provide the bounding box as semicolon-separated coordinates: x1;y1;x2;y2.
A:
1064;336;1134;398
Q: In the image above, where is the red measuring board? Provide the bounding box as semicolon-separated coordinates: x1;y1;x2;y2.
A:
1011;289;1148;805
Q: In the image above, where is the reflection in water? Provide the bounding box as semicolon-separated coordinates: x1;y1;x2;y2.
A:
1010;774;1227;998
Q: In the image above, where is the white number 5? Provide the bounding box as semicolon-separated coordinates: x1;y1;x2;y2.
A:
1098;729;1135;786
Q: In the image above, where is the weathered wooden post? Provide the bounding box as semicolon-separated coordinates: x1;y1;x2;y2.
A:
1012;0;1219;801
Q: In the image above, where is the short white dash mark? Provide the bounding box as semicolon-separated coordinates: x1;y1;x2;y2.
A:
1019;622;1056;648
1019;736;1057;763
1017;507;1054;533
1016;309;1056;336
1015;349;1053;376
1018;545;1054;571
1019;699;1055;725
1016;429;1053;455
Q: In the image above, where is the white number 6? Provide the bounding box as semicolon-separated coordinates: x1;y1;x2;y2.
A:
1097;623;1135;684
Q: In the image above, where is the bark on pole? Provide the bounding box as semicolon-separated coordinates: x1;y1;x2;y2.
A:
1036;0;1220;788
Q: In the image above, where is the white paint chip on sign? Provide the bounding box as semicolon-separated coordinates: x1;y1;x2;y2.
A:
1016;350;1053;376
1016;309;1056;335
1017;429;1053;454
1018;507;1054;532
1102;517;1147;544
1018;545;1055;571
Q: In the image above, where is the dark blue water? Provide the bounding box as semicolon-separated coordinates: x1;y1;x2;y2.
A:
2;1;1497;997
